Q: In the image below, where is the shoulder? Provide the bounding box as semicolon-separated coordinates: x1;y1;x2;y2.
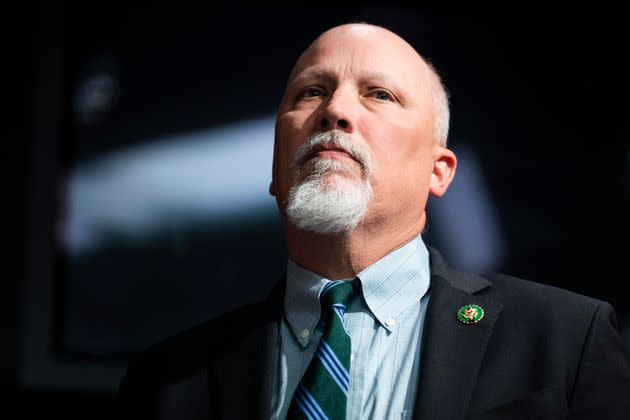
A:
485;271;604;310
429;247;615;333
114;280;284;418
144;301;264;358
479;272;622;353
485;274;630;416
429;247;607;318
119;289;280;390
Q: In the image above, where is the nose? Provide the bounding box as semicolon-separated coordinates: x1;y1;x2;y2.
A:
317;91;355;133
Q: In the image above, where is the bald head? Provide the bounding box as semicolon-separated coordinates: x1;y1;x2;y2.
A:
271;22;458;274
284;23;450;146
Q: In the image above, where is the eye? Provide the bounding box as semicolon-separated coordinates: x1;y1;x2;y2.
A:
370;89;394;102
299;87;324;99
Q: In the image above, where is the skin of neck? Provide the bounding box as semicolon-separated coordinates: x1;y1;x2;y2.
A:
283;208;427;280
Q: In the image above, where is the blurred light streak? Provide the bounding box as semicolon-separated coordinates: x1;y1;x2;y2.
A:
61;116;277;255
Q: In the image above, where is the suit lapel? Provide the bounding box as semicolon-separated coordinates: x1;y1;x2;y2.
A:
209;280;284;419
414;249;503;420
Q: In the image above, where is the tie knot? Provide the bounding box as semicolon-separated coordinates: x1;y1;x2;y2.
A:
320;280;357;308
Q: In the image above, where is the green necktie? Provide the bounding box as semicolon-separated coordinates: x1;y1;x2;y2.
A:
287;280;357;420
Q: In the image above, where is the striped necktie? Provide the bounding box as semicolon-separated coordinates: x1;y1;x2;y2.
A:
287;279;357;420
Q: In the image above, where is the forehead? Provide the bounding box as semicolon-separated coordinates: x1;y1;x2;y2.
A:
289;26;428;87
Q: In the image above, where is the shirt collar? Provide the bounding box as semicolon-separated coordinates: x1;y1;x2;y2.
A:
356;234;431;332
284;259;337;348
283;234;431;347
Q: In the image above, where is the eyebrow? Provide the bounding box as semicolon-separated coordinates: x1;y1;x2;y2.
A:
290;68;336;88
358;70;404;91
291;68;405;92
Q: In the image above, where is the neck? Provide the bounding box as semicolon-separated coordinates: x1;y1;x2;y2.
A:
285;213;426;279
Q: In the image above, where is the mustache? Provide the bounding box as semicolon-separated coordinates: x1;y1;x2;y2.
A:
292;131;372;174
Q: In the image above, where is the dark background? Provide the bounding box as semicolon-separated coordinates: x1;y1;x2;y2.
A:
8;4;629;419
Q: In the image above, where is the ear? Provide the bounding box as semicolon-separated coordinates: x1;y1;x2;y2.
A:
428;145;457;198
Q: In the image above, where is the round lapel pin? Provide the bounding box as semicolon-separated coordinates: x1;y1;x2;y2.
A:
457;304;484;325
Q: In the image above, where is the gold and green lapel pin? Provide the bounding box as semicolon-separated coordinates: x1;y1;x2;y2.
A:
457;304;484;325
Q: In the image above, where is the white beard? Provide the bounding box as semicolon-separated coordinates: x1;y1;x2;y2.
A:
286;133;373;235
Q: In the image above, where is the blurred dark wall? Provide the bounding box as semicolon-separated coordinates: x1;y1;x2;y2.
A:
9;0;38;384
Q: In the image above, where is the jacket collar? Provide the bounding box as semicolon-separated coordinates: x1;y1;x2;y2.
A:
413;247;503;419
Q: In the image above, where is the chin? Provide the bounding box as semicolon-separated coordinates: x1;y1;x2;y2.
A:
319;172;360;189
286;173;373;235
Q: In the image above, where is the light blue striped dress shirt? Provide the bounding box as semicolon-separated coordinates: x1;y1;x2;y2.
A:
271;235;431;419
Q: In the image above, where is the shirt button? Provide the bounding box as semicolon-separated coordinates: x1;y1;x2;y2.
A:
301;329;310;339
385;318;396;327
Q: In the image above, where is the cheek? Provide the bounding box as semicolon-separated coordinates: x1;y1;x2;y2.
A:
273;113;314;193
362;124;434;200
364;124;425;173
276;115;303;164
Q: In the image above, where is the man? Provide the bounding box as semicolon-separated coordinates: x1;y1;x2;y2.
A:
114;23;630;419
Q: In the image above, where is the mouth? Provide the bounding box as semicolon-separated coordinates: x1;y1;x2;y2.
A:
306;144;358;164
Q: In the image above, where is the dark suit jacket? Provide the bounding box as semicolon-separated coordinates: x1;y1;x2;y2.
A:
114;248;630;419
